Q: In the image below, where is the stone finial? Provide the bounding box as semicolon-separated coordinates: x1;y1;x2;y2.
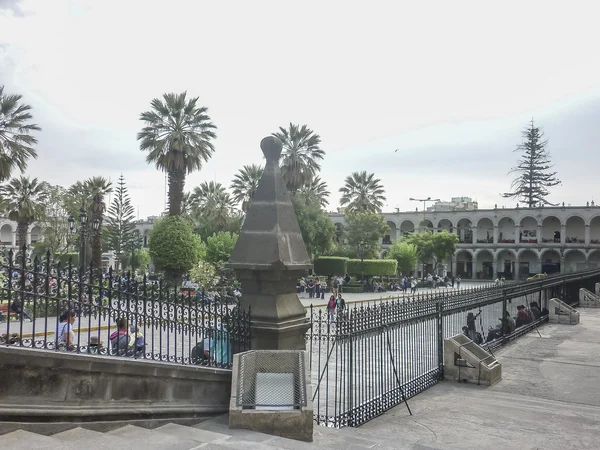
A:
261;136;283;162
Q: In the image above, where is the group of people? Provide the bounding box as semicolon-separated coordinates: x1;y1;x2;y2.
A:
462;301;548;344
326;293;346;322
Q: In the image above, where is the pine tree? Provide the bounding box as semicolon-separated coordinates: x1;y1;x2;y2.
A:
104;175;136;270
502;120;561;208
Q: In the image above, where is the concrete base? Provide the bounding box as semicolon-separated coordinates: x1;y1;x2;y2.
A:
549;298;580;324
580;288;600;308
443;334;501;386
0;346;231;424
229;351;313;442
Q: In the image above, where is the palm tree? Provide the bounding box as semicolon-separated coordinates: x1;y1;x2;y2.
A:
339;171;386;213
299;176;330;209
273;123;325;193
0;86;41;182
1;176;49;248
190;181;229;212
85;177;113;270
138;92;217;216
230;164;263;213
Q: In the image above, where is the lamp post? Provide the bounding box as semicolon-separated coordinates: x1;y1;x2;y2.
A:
409;197;440;279
68;206;100;270
358;240;366;287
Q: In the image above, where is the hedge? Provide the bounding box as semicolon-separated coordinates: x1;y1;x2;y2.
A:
55;252;79;267
346;259;398;277
314;257;348;276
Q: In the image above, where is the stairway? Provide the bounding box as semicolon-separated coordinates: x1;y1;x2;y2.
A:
0;413;430;449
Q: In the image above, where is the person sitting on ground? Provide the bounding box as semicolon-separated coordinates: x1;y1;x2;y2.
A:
515;305;532;327
57;310;76;350
11;298;33;322
128;323;146;355
500;310;516;334
191;334;211;364
109;318;130;355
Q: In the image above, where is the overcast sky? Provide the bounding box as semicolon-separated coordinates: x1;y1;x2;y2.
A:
1;0;599;219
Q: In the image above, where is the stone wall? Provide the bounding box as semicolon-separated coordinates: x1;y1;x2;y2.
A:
0;347;232;423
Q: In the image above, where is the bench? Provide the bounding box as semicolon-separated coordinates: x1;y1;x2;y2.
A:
0;303;19;321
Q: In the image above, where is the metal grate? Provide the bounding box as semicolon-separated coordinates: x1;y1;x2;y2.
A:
237;351;307;409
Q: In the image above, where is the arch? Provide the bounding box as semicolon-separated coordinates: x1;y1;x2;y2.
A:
518;249;540;278
143;229;150;247
540;249;561;274
383;221;397;245
497;217;516;243
564;249;586;273
399;220;415;236
437;219;453;233
420;219;434;231
476;217;494;243
30;225;42;244
565;216;585;244
476;216;496;227
455;249;473;278
456;218;473;244
474;249;494;280
496;249;517;280
0;224;13;245
541;215;562;243
590;216;600;244
519;216;538;243
588;250;600;269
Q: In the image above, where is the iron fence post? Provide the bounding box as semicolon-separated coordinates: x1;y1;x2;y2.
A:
437;297;443;378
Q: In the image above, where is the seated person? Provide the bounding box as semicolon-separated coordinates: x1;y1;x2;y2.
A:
191;335;211;363
516;305;532;327
109;318;130;355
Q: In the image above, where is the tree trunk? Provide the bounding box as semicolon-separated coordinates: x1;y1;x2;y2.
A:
91;224;102;270
16;221;28;251
168;169;186;216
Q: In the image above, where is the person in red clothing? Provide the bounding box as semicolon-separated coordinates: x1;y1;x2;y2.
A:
515;305;531;328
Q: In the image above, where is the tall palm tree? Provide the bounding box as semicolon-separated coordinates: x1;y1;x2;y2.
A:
85;177;112;270
190;181;229;212
1;176;49;248
273;123;325;193
339;171;386;213
138;92;217;216
230;164;263;213
299;176;330;209
0;86;41;182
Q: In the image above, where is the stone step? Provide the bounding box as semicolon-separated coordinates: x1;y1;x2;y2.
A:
108;424;202;450
154;422;230;444
53;427;143;449
1;429;78;450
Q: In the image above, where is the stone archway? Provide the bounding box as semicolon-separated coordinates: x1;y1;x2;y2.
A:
476;218;494;243
518;249;540;278
565;216;585;244
455;250;473;278
540;249;561;274
457;218;473;243
564;249;586;273
384;221;397;245
541;215;561;243
475;249;494;279
437;219;453;233
498;217;516;243
496;249;517;280
400;220;415;237
588;250;600;269
0;224;13;245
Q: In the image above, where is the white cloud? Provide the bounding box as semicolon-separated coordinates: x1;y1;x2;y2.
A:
1;0;599;218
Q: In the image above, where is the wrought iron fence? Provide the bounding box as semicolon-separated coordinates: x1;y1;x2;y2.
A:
0;248;251;369
308;268;600;428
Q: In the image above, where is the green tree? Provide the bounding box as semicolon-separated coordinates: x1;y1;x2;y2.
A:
273;123;325;193
344;212;389;258
502;120;561;207
1;176;49;248
189;259;217;290
299;176;330;209
204;231;238;269
138;92;217;216
230;164;263;213
86;177;113;271
121;247;151;272
292;193;336;259
38;185;71;256
104;175;136;271
0;85;41;182
387;241;418;275
339;171;386;213
148;215;203;284
404;231;458;275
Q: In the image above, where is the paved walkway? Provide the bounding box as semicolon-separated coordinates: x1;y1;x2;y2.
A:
346;309;600;449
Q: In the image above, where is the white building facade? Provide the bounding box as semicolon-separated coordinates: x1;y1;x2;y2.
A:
329;205;600;280
0;220;43;248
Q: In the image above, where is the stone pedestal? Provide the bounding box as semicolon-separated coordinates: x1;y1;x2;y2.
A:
236;269;310;350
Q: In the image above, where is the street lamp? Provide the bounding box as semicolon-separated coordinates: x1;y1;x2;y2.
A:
68;206;100;269
358;240;366;287
409;197;440;279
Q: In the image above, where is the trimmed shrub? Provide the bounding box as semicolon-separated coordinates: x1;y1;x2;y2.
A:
347;259;398;277
314;256;348;276
55;252;79;268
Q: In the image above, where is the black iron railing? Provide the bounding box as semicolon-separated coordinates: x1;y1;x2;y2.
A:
308;267;600;427
0;248;251;369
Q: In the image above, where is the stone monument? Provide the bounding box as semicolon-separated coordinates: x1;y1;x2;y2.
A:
226;136;312;350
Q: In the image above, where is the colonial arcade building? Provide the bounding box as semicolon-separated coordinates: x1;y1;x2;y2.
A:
329;205;600;280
